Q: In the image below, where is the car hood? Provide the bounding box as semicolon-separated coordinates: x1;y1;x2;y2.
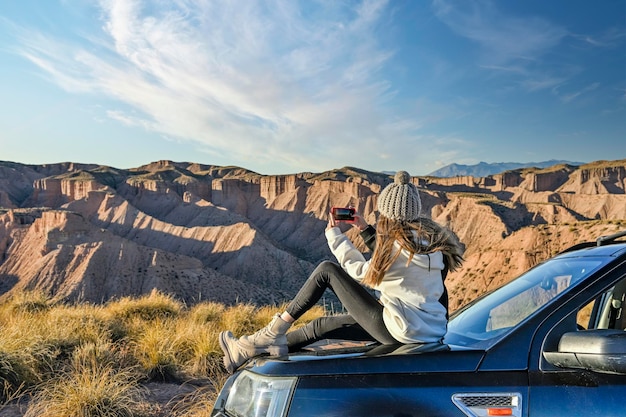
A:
246;342;486;377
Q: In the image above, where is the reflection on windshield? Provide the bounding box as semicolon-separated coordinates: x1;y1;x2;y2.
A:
487;274;572;330
444;257;604;349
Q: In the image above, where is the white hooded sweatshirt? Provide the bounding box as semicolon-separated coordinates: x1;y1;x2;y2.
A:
325;227;447;344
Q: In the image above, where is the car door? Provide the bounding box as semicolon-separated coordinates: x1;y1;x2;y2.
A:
528;270;626;417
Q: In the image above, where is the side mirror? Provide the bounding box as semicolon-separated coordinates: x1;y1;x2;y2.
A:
543;329;626;375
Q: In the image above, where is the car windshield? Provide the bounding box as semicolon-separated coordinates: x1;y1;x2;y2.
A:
444;256;606;349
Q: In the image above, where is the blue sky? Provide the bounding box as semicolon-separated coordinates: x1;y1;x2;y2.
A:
1;0;624;175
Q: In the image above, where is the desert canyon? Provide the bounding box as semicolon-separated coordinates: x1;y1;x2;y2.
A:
1;159;625;311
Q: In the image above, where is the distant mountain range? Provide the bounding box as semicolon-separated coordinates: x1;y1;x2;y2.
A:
427;160;585;178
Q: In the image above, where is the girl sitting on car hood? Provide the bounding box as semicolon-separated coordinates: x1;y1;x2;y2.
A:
219;171;465;373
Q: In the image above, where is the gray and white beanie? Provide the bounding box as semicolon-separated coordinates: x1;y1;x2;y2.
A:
377;171;422;221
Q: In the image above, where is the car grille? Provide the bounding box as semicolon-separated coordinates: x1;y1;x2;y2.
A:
451;392;522;417
458;395;513;407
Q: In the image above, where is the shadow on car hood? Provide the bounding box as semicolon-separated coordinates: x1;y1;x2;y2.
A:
246;341;485;376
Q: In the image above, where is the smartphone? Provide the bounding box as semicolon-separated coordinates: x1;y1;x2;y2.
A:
331;207;356;222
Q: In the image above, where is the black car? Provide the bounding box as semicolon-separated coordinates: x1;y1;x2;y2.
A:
211;231;626;417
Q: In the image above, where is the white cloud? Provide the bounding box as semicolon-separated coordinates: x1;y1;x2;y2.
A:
522;76;567;92
571;27;626;49
560;82;600;103
432;0;572;95
432;0;567;66
11;0;452;173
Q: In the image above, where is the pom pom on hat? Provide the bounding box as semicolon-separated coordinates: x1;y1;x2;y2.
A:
377;170;422;221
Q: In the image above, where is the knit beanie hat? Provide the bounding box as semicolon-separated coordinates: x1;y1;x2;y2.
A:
377;171;422;221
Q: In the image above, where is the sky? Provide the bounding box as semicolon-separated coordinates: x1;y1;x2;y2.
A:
0;0;624;176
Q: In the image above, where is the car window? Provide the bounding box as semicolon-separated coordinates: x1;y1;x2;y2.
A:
487;274;572;331
446;258;605;348
576;300;595;329
579;276;626;330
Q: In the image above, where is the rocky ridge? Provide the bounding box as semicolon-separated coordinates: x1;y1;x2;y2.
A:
1;159;625;310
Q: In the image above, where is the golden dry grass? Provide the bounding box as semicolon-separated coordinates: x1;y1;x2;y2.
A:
0;290;325;416
24;362;142;417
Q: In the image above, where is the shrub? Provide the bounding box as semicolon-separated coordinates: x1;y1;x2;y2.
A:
174;319;221;376
0;352;28;403
35;305;115;365
188;302;226;324
3;290;54;314
71;340;134;375
131;319;183;382
219;304;258;336
0;309;50;393
24;362;142;417
107;289;183;322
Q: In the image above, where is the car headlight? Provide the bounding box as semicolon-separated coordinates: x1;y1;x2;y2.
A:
224;370;297;417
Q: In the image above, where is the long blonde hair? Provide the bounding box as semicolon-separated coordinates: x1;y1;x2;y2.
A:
362;216;464;288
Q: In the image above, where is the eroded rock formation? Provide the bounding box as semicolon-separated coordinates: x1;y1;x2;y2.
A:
1;159;625;310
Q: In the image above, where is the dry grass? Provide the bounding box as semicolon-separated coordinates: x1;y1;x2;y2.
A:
0;290;325;416
132;318;185;382
24;362;141;417
107;289;183;322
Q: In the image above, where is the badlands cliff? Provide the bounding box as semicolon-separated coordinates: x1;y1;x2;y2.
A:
1;159;625;311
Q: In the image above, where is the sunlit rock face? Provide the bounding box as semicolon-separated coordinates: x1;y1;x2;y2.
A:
1;159;625;310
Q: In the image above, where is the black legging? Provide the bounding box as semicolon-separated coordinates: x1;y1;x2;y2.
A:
285;261;398;351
